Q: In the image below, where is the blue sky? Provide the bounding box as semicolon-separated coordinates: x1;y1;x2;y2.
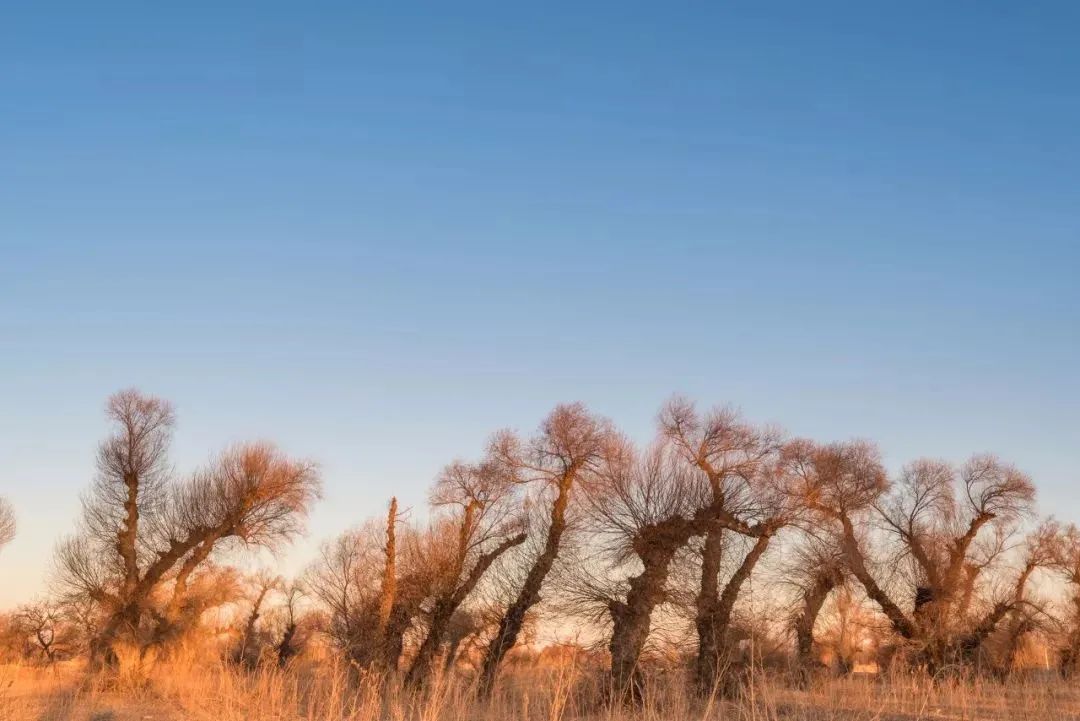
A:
1;2;1078;607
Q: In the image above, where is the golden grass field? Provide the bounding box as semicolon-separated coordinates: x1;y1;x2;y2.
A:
4;660;1080;721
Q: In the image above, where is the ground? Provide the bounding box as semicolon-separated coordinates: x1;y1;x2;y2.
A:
3;662;1080;720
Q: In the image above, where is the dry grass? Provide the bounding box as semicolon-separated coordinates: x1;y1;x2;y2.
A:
3;660;1080;721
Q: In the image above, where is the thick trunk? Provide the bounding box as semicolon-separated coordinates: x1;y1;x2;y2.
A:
608;543;681;702
838;514;917;640
374;498;399;672
120;470;141;597
1062;628;1080;679
90;604;141;669
378;603;412;673
277;623;298;666
442;636;463;673
478;478;574;697
793;566;843;685
998;615;1034;677
408;602;455;686
694;532;772;695
693;528;724;691
957;564;1034;666
957;564;980;620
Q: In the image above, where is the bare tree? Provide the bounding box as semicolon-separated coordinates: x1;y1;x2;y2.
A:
16;601;79;666
477;403;614;697
983;522;1059;675
660;399;795;695
1051;522;1080;676
405;461;526;686
305;515;437;672
799;441;1040;673
583;445;707;699
304;525;377;662
54;390;321;668
274;581;307;667
786;537;847;684
234;570;283;667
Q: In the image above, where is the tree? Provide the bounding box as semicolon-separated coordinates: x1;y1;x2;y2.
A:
305;515;436;672
786;537;847;684
304;525;377;663
1052;522;1080;676
405;461;526;686
477;403;614;697
375;497;400;671
16;601;80;666
570;402;799;701
274;581;307;667
799;442;1040;673
582;445;708;700
985;521;1059;675
55;389;321;668
233;571;283;667
660;399;796;695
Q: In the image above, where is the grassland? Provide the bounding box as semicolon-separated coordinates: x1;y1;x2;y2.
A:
4;660;1079;721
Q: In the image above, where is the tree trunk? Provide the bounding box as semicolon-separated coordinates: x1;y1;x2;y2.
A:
1062;628;1080;679
443;635;463;674
406;532;526;686
379;603;412;674
235;587;270;666
693;527;723;692
375;497;399;672
477;479;574;697
90;604;139;670
838;514;917;640
608;542;681;702
793;566;843;686
694;532;772;696
277;623;298;667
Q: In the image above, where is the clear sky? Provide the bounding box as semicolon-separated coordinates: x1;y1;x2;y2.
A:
1;2;1078;608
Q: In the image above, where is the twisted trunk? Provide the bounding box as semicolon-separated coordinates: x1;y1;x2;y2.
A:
608;537;683;702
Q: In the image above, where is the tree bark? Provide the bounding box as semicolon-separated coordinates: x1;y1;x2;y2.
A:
837;514;917;640
375;497;399;672
694;532;773;695
793;566;843;685
608;539;682;702
477;477;575;697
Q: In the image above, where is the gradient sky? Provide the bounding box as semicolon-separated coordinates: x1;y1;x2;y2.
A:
1;2;1078;608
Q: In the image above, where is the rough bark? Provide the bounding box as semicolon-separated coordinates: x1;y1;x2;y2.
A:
793;566;844;685
376;497;399;671
694;532;773;695
608;536;684;701
695;529;724;652
478;476;574;697
837;514;917;640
